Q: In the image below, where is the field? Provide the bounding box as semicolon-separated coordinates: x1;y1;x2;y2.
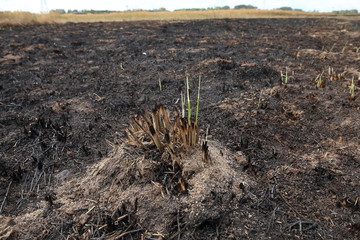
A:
0;10;334;25
0;16;360;239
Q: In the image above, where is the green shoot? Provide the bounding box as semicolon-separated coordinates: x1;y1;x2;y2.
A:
195;76;201;126
186;74;191;124
349;77;356;98
119;63;124;70
280;70;288;84
158;78;163;91
315;71;325;88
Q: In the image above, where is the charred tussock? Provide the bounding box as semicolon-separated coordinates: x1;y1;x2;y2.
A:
125;104;209;196
125;104;209;164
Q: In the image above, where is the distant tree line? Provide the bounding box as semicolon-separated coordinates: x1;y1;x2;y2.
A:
332;9;358;14
234;5;257;9
209;6;231;10
173;8;207;11
148;7;168;12
276;7;303;12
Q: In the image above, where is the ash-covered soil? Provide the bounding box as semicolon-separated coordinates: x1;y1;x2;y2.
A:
0;18;360;239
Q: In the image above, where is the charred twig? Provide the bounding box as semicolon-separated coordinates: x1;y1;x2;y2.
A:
267;206;279;233
33;170;45;192
256;187;271;208
29;169;38;192
201;126;210;163
278;191;304;219
201;141;209;163
105;228;144;240
288;220;318;234
0;181;12;214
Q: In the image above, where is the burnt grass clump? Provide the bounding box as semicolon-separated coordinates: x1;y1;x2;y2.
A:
1;18;360;239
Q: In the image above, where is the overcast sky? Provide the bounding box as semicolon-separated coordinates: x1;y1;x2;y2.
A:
0;0;359;13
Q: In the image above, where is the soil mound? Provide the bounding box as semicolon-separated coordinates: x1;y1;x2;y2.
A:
52;141;251;239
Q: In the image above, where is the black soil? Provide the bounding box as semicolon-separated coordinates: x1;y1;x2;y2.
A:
0;18;360;239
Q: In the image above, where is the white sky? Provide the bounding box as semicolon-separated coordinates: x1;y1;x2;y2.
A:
0;0;359;13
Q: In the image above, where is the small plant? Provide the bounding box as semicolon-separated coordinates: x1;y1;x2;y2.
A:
349;77;356;99
119;63;124;70
195;76;201;126
280;69;289;84
183;74;201;126
315;71;325;88
257;90;265;109
125;74;205;163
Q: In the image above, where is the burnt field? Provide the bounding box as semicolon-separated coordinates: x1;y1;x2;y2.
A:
0;18;360;239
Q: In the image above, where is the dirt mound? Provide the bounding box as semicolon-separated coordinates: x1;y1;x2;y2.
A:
28;141;251;239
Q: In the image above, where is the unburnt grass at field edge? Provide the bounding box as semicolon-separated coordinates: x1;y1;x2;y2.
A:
0;17;360;239
0;9;336;26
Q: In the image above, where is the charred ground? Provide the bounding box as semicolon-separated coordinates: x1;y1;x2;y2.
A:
0;18;360;239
